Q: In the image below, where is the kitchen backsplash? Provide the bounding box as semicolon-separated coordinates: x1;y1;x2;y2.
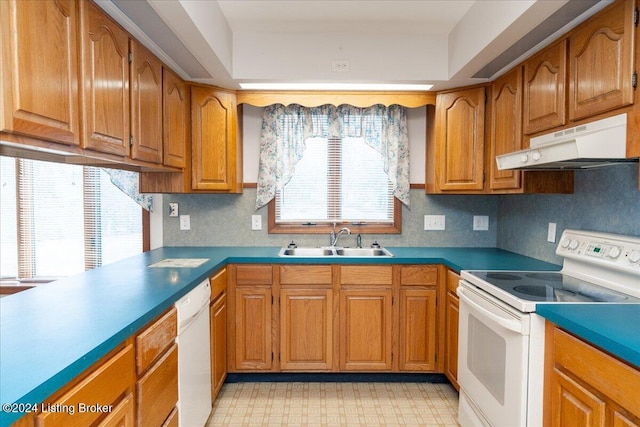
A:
162;189;499;248
498;164;640;264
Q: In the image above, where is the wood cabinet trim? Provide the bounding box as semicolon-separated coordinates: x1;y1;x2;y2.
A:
135;307;177;375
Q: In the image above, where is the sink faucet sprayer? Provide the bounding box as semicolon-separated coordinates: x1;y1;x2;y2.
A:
330;222;351;247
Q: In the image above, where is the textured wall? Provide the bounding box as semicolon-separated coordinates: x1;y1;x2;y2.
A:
497;164;640;264
162;189;499;248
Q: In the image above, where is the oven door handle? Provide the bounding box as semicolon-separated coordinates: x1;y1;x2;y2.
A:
458;287;523;334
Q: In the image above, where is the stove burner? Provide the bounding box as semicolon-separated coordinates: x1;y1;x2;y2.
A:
485;273;522;281
513;285;556;297
525;272;562;282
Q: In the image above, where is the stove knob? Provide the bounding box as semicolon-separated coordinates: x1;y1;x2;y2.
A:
532;151;542;161
520;154;529;164
629;250;640;263
560;237;571;248
569;240;579;250
608;247;621;259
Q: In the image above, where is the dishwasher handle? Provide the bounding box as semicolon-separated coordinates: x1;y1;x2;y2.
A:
178;302;209;334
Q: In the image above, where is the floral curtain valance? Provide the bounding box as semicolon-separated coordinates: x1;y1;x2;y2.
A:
255;103;410;210
102;169;153;211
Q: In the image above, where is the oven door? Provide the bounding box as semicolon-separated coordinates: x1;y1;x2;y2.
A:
457;281;531;427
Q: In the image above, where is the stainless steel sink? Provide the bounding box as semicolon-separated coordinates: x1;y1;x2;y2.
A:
278;247;393;257
335;248;393;257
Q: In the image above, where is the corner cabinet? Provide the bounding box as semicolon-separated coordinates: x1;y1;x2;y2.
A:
569;0;636;121
191;86;243;193
162;68;188;168
0;0;80;146
430;86;486;193
544;323;640;427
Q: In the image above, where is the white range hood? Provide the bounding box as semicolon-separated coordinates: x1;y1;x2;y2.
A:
496;113;638;170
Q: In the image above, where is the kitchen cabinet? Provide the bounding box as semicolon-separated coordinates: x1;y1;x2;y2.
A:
135;307;178;427
0;0;80;146
398;265;438;371
490;67;574;194
279;265;334;371
210;268;227;399
191;86;243;192
444;269;460;391
80;0;130;156
430;86;486;193
569;0;635;121
523;40;567;135
35;344;135;427
162;68;188;168
545;323;640;427
339;266;393;371
230;265;274;371
130;40;163;164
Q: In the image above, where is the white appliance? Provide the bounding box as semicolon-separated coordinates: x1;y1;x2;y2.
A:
496;113;638;170
457;229;640;427
175;279;212;427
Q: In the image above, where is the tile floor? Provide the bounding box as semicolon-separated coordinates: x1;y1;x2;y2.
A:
206;382;459;426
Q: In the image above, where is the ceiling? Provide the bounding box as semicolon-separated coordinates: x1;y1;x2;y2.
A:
100;0;609;91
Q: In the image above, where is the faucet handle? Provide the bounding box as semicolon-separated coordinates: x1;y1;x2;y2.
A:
287;240;297;248
371;241;381;248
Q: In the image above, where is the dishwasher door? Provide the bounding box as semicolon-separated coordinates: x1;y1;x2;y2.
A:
175;280;212;427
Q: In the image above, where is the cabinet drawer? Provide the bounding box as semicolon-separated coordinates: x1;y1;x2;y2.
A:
210;268;227;300
136;308;177;375
280;265;332;285
340;266;392;285
136;344;179;427
400;265;437;286
98;393;134;427
36;344;135;427
553;327;640;419
446;269;460;294
235;265;272;285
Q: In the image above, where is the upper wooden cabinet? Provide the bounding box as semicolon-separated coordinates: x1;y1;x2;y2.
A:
0;0;80;146
80;0;130;156
569;0;636;121
490;68;523;190
191;86;242;192
523;40;567;135
432;86;486;192
162;68;188;168
130;41;163;164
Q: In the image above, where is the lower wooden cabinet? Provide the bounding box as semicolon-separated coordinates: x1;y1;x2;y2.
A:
99;393;134;427
398;288;437;371
444;269;460;390
210;268;228;399
545;323;640;427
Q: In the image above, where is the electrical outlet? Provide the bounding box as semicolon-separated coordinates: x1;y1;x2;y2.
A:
169;202;179;217
473;215;489;231
547;222;557;243
179;215;190;231
424;215;445;231
251;215;262;231
331;60;350;72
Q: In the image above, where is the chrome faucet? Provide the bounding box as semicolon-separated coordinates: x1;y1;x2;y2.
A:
330;222;351;247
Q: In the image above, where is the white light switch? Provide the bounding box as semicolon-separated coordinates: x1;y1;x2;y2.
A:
473;215;489;231
547;222;557;243
424;215;446;231
180;215;190;231
251;215;262;230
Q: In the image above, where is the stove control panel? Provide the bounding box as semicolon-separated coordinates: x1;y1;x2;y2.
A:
557;230;640;273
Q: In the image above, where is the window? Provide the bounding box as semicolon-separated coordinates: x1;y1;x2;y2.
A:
0;157;146;282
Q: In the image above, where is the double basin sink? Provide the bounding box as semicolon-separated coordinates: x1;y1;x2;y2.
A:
279;247;394;257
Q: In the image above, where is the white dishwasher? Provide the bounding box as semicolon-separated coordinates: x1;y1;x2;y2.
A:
175;279;212;427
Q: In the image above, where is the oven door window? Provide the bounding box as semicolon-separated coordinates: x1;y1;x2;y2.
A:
458;284;530;427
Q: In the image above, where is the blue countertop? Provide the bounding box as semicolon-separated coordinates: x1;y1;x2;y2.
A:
0;245;625;426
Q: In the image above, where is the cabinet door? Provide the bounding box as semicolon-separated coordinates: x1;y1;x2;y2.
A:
130;41;163;163
445;270;460;390
163;68;188;168
551;368;606;427
523;40;567;135
569;0;635;121
234;287;272;370
191;86;240;191
80;1;130;156
98;393;134;427
339;289;393;371
135;344;178;427
280;288;333;371
0;0;80;145
490;68;522;190
398;288;436;371
210;292;227;399
435;87;486;191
